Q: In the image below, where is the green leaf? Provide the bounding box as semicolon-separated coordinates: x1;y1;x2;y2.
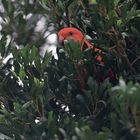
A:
2;0;14;15
22;101;33;109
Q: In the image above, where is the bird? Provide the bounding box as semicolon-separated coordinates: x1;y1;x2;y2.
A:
58;27;103;64
58;27;116;88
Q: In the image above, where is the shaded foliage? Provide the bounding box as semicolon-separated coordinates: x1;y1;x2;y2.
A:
0;0;140;139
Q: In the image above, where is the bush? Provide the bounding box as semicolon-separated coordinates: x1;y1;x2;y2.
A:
0;0;140;139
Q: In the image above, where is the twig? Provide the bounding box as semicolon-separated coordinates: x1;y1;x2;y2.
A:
131;55;140;66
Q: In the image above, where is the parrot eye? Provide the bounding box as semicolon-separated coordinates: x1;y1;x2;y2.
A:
69;32;73;36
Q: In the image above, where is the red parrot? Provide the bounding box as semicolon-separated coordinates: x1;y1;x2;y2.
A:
58;27;103;64
58;27;116;88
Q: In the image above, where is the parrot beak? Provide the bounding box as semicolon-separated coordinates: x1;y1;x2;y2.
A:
58;35;64;45
58;35;69;47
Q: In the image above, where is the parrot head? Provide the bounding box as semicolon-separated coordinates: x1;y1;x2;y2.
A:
58;27;94;50
58;28;84;43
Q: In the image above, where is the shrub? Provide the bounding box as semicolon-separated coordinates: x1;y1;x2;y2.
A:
0;0;140;139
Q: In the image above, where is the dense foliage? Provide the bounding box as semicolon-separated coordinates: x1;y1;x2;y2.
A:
0;0;140;139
